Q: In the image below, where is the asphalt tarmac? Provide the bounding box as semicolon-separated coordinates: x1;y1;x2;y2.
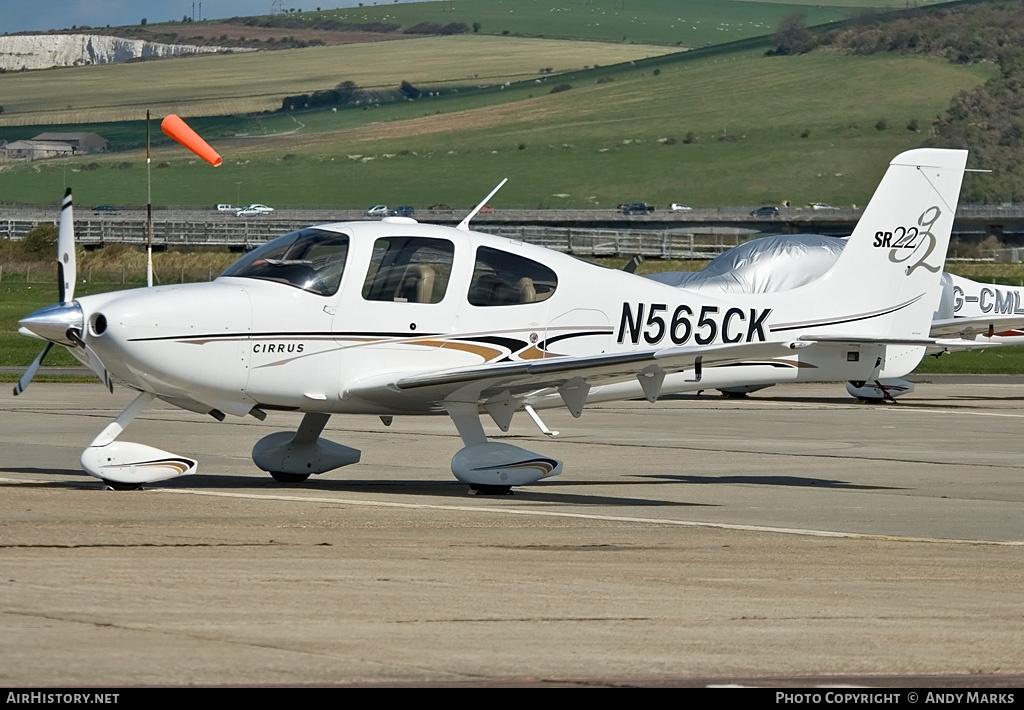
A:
2;380;1023;688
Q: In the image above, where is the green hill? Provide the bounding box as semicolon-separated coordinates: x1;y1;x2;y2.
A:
0;0;1006;208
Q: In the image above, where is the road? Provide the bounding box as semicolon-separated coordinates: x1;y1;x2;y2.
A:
1;381;1023;687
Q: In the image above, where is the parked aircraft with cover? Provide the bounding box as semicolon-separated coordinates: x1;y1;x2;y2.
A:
14;149;969;493
646;226;1024;402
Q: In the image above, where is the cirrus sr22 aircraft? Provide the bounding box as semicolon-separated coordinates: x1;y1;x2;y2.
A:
15;148;968;493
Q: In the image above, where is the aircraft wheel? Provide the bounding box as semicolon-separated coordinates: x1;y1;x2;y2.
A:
719;391;749;399
468;484;514;496
102;479;144;491
269;471;311;484
861;398;884;405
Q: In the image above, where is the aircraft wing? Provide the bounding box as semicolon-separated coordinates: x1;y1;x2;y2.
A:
930;315;1024;339
348;341;798;405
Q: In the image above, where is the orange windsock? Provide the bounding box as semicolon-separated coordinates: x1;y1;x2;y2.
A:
161;114;222;167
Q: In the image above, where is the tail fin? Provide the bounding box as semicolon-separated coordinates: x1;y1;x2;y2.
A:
810;148;968;341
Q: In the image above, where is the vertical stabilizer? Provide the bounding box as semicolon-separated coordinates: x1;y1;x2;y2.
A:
808;148;968;341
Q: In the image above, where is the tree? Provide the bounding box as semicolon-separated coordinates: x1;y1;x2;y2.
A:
335;80;360;104
141;18;147;25
772;10;815;55
399;80;421;99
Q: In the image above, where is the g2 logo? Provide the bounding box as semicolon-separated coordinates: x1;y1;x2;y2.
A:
887;205;942;275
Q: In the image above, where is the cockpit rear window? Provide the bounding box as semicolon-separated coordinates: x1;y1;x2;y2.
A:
468;247;557;306
221;228;349;296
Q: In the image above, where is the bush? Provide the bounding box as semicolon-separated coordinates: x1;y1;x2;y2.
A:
22;223;58;257
801;128;811;138
682;132;699;144
907;118;920;132
399;80;421;99
549;84;572;94
875;117;889;131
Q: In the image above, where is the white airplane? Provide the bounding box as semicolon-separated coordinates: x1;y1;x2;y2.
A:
646;227;1024;402
15;148;968;492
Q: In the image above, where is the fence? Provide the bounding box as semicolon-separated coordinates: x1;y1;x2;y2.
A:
0;218;749;260
0;262;220;285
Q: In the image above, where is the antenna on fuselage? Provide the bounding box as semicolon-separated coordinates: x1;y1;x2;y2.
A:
457;178;507;231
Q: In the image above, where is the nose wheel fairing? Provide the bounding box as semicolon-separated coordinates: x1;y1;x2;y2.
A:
80;392;198;486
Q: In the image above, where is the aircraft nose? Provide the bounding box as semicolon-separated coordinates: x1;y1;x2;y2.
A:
18;302;84;346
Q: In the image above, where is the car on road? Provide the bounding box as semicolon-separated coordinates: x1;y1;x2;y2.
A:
427;204;452;211
365;205;388;217
215;204;235;212
620;202;654;215
92;204;119;214
750;206;780;218
236;204;274;216
388;205;415;217
670;203;693;212
809;202;833;210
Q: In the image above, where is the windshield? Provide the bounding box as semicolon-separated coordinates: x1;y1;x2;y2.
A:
221;228;349;296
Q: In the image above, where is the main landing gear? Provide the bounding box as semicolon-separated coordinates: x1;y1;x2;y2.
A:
252;412;361;483
445;401;563;494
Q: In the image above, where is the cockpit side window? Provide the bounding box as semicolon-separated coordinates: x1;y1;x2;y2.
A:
221;228;349;297
468;246;558;307
361;236;454;304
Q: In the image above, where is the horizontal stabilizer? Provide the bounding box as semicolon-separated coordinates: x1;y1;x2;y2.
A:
932;338;999;351
930;315;1024;339
798;334;937;347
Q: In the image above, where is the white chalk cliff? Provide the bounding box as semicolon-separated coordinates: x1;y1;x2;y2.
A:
0;34;248;71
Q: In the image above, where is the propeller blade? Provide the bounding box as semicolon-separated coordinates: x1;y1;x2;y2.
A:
57;188;76;304
13;342;54;396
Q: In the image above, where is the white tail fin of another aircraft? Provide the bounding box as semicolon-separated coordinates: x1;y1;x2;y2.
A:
777;148;968;343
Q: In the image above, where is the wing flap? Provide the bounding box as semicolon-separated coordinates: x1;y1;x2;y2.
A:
349;341;797;403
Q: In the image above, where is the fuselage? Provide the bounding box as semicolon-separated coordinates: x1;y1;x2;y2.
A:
73;219;929;417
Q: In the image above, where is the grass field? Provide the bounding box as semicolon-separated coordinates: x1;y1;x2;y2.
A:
0;0;994;210
291;0;935;45
0;36;673;127
0;50;993;209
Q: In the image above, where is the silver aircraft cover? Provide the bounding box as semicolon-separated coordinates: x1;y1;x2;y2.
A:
647;234;846;293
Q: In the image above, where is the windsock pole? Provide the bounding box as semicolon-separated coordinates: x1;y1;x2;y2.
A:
146;111;153;287
154;114;221;287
